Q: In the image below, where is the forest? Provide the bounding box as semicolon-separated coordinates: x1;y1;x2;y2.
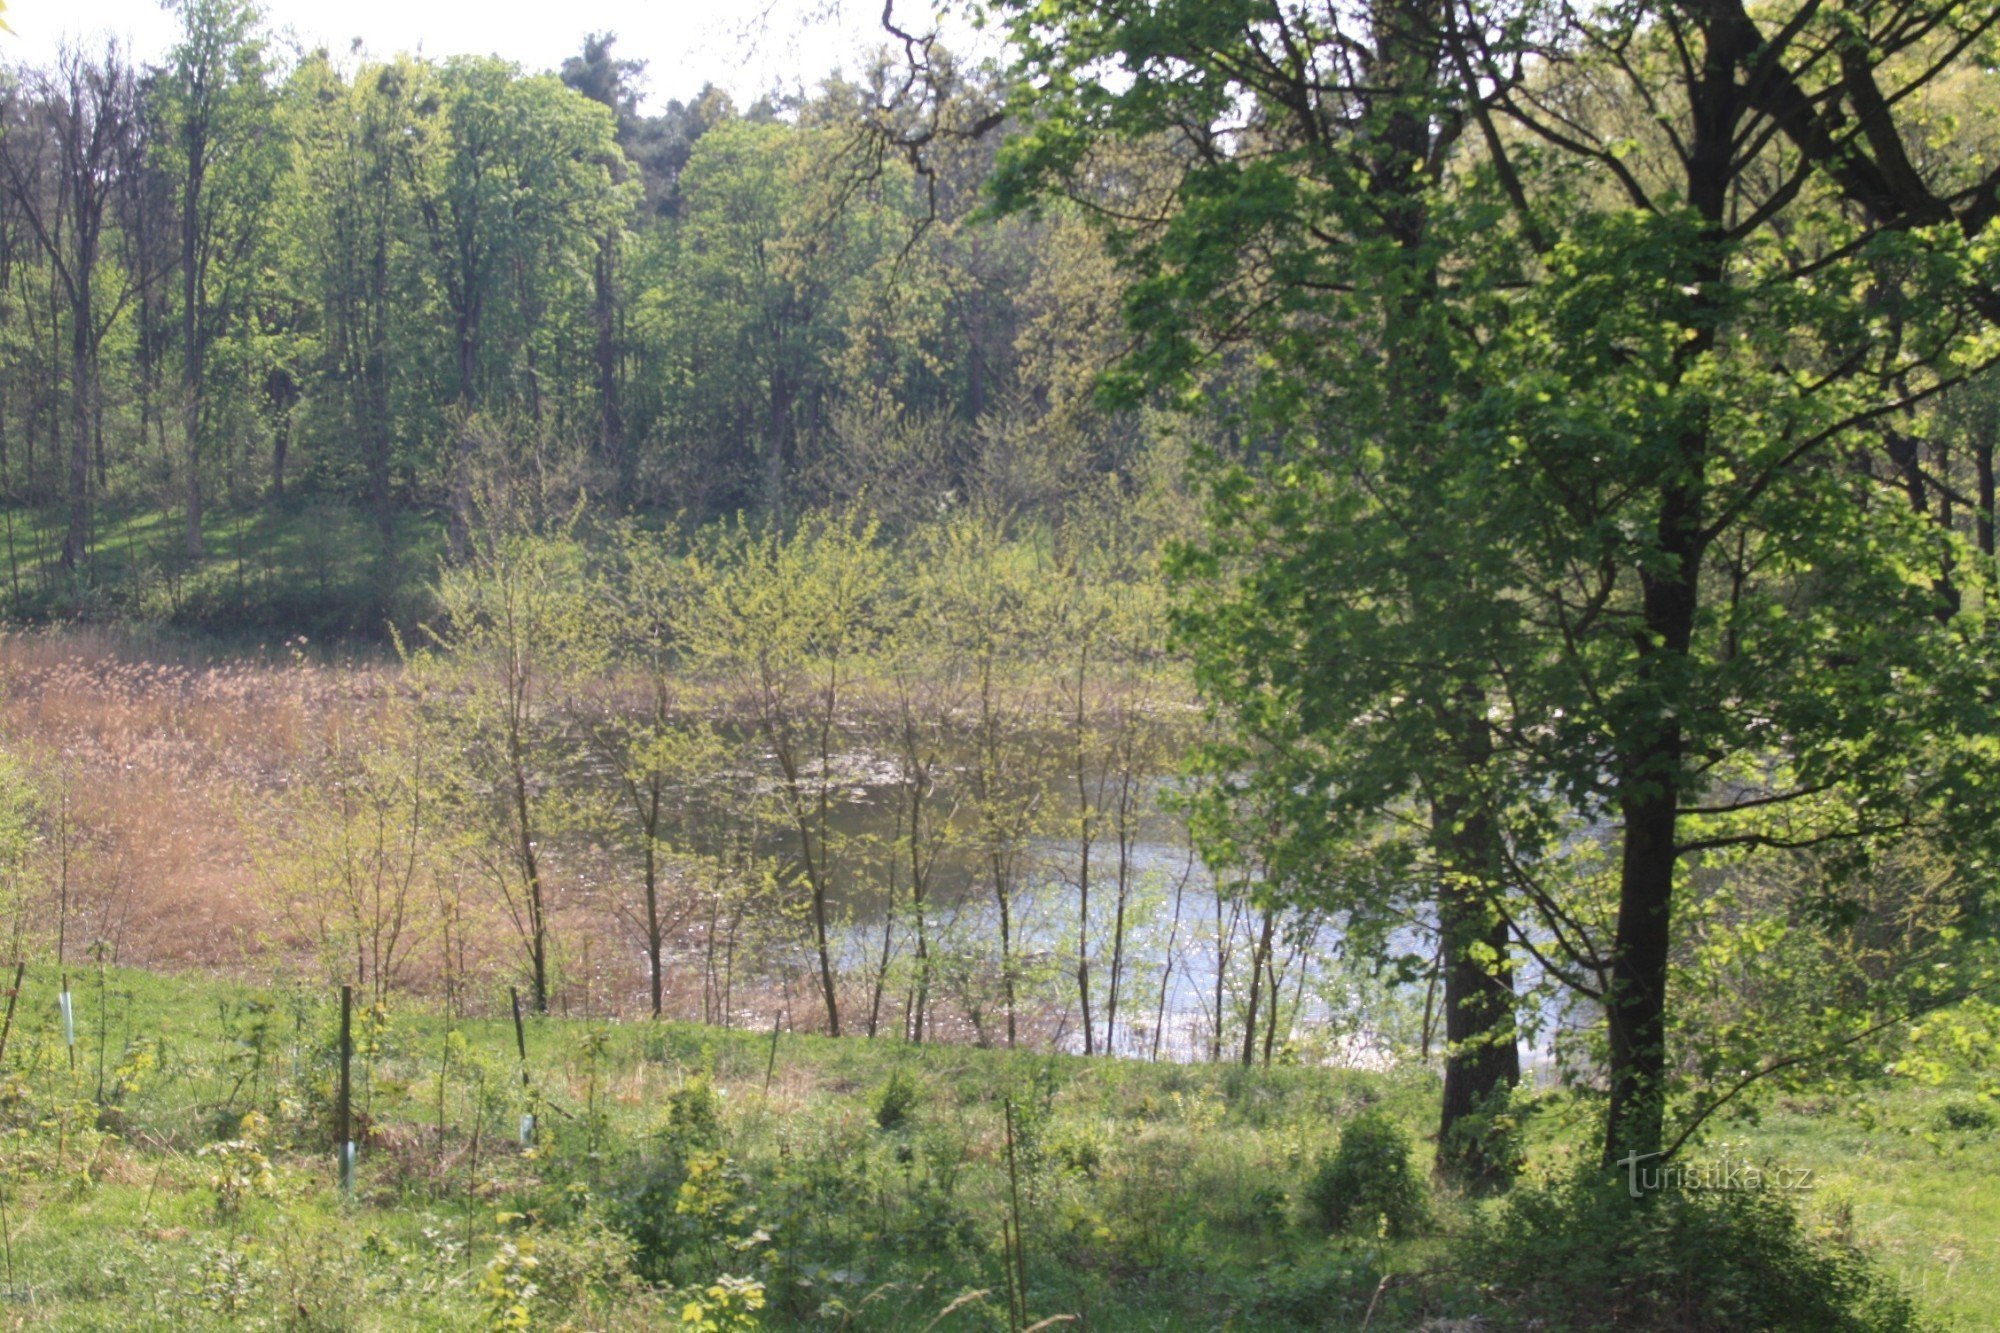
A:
0;0;1995;1328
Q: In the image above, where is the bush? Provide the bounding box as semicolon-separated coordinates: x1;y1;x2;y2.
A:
603;1151;692;1281
1245;1254;1387;1326
1304;1110;1429;1238
1439;1083;1526;1190
665;1073;723;1149
874;1067;922;1131
1930;1098;1994;1133
1470;1165;1931;1331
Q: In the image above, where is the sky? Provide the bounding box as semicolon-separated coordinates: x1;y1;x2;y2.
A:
2;0;971;109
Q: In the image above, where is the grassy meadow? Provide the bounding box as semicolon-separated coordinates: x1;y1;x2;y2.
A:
0;966;1987;1329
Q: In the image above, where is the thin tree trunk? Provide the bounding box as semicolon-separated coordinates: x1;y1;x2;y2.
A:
644;782;664;1018
1240;907;1275;1067
1974;429;1995;560
1104;759;1137;1056
593;230;624;498
182;124;207;560
1072;653;1095;1054
63;323;92;570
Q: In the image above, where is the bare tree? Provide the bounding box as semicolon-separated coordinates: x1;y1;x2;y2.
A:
0;45;139;569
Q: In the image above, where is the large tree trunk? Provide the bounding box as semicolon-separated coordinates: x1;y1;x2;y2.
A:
1604;781;1679;1166
1434;801;1520;1186
1598;33;1736;1166
1602;506;1701;1168
1357;0;1525;1180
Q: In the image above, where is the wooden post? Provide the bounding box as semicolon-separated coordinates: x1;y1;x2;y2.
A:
337;984;354;1195
0;962;24;1068
59;971;75;1073
511;985;534;1146
0;1174;13;1297
762;1009;782;1096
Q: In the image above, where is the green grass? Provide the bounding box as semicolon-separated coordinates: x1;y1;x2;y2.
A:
0;966;1989;1329
1730;1090;2000;1326
0;500;444;639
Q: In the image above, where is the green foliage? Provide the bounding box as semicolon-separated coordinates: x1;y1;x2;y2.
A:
1476;1167;1933;1332
989;0;2000;1182
1930;1099;1995;1135
672;1272;766;1331
0;2;1167;630
606;1150;696;1281
196;1115;277;1220
873;1067;922;1131
1440;1084;1527;1193
0;967;1984;1325
478;1239;542;1330
667;1072;725;1150
1303;1111;1428;1239
190;1241;263;1315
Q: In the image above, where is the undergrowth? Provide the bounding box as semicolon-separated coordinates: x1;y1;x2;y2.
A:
0;967;1978;1329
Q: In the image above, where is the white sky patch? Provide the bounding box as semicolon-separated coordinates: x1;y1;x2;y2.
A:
0;0;979;110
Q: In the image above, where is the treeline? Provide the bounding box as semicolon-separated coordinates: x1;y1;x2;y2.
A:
0;6;1157;627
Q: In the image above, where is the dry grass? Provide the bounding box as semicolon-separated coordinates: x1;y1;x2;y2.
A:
0;628;1144;1044
0;627;401;970
0;629;832;1026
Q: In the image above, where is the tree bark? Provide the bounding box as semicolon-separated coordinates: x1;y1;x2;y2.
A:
592;230;625;497
1434;780;1520;1186
182;107;208;559
63;318;91;569
1602;474;1703;1168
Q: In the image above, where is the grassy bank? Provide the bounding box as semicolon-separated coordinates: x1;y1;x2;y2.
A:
0;968;1987;1328
0;501;444;640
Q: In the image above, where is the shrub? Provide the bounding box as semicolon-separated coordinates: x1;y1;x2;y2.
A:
1439;1083;1526;1190
1006;1062;1064;1166
605;1152;693;1281
672;1273;766;1331
1930;1098;1994;1134
1470;1165;1932;1331
1304;1110;1429;1238
1246;1253;1385;1326
479;1240;541;1331
1046;1122;1106;1178
666;1073;723;1149
891;1181;980;1254
515;1220;645;1314
190;1242;264;1315
874;1067;922;1131
197;1113;277;1220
